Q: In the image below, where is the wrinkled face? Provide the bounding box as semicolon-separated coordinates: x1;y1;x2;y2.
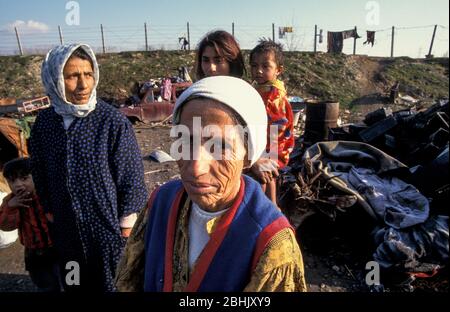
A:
63;56;95;105
250;51;281;84
7;174;35;196
201;45;231;77
176;99;247;212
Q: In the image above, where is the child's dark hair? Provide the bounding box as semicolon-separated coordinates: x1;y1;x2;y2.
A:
2;158;32;181
195;30;246;79
250;39;284;67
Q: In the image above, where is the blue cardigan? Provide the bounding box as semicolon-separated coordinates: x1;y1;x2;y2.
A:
144;175;291;292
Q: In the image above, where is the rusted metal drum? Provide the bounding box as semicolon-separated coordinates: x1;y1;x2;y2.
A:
304;100;339;144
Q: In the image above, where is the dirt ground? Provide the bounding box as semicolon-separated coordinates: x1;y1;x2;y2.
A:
0;116;447;292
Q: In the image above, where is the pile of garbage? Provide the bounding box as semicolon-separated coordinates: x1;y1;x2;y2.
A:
280;99;449;291
124;66;192;106
328;99;449;168
0;96;48;164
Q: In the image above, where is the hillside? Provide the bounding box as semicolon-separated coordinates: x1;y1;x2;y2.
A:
0;51;448;108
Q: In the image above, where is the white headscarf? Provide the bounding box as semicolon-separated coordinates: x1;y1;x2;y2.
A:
41;43;99;118
173;76;268;166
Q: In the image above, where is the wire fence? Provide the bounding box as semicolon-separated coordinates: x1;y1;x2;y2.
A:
0;22;448;58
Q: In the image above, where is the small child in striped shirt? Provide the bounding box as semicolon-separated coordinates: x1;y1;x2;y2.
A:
0;158;61;291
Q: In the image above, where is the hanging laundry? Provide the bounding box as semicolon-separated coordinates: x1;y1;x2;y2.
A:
279;27;286;39
318;29;323;43
327;29;361;53
327;31;344;53
342;29;361;39
363;31;376;46
279;27;293;39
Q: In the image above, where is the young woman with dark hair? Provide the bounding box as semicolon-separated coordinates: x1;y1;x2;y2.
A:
195;30;245;80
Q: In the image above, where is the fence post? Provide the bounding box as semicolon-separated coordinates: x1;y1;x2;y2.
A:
14;27;23;56
314;25;317;53
144;22;148;51
426;25;438;58
390;26;395;58
353;26;357;55
272;23;275;41
232;22;235;37
58;25;64;45
187;22;191;50
101;24;106;54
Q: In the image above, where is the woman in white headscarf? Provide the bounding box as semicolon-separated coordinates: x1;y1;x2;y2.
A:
115;76;307;292
29;44;148;291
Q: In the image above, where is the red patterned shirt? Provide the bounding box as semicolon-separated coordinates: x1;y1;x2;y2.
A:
0;193;53;249
254;79;295;168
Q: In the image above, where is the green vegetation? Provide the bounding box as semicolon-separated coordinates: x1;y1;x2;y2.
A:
0;51;448;108
380;57;449;99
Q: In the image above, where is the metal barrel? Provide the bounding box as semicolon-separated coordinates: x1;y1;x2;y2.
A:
304;100;339;144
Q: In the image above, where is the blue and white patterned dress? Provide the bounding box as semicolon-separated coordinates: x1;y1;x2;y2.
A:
30;100;148;291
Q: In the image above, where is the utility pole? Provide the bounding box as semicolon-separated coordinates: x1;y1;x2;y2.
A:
314;25;317;53
15;27;23;56
58;25;64;45
101;24;106;54
232;22;235;37
426;25;438;58
144;22;148;51
187;22;191;50
390;26;395;58
272;23;275;41
353;26;357;55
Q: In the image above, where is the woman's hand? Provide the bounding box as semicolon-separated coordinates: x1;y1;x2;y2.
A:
119;213;137;238
121;227;132;238
250;158;279;184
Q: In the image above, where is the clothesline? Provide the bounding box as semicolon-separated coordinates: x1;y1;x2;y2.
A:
359;24;448;33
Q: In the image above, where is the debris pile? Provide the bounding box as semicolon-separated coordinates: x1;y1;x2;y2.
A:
117;67;192;124
280;99;449;291
328;99;449;167
121;66;192;107
1;96;50;164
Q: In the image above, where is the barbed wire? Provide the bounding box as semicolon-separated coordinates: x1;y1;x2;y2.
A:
0;23;448;56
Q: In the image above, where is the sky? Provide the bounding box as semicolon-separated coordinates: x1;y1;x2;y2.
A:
0;0;448;57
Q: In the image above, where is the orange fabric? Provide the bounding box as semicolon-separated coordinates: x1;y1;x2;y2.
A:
0;118;28;157
254;80;294;168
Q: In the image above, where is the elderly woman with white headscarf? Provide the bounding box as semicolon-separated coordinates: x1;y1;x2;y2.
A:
115;76;306;292
29;44;148;291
